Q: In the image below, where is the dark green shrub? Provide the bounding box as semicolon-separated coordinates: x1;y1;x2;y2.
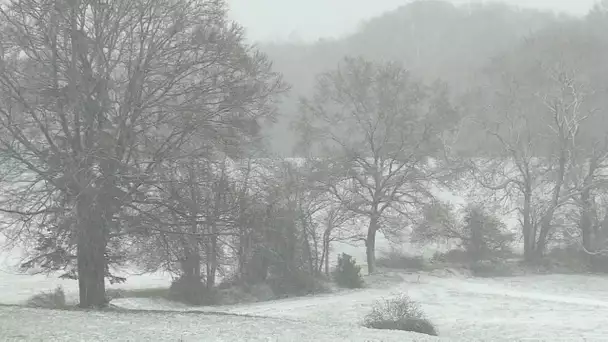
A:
376;251;426;270
267;270;329;298
470;259;514;277
462;206;514;262
248;283;276;301
168;276;217;306
363;293;438;336
368;317;437;335
332;253;364;289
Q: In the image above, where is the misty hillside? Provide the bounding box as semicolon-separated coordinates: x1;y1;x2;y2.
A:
260;0;566;155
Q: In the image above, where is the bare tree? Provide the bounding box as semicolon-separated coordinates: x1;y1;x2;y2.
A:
0;0;285;307
467;26;602;261
317;201;354;276
296;57;458;274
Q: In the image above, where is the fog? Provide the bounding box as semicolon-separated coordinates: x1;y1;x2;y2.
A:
228;0;597;42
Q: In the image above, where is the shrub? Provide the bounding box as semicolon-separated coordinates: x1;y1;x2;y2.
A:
376;251;426;270
363;293;437;336
267;270;329;298
470;259;514;277
412;203;514;263
217;286;254;305
26;286;67;309
168;276;217;306
332;253;364;289
462;206;514;262
248;283;276;302
431;249;471;265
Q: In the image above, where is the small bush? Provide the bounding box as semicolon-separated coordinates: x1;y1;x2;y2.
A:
168;276;217;306
332;253;364;289
26;286;67;309
376;251;426;270
363;293;437;336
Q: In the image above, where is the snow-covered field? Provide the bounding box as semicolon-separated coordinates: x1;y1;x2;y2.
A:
1;215;606;341
104;273;608;341
2;265;608;341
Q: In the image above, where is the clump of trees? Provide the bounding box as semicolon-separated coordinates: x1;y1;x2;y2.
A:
463;14;608;264
0;0;287;308
412;204;514;263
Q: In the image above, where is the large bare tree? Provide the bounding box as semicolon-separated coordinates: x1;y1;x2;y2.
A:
0;0;284;307
296;57;458;274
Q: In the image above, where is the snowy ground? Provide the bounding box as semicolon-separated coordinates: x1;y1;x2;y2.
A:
107;273;608;341
2;233;608;341
0;305;441;342
3;269;608;341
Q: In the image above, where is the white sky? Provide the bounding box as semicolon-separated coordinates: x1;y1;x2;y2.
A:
227;0;599;42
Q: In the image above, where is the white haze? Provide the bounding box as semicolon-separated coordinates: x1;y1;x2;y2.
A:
227;0;598;42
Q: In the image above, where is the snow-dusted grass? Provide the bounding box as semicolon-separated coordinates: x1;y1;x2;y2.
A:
193;273;608;340
0;306;441;342
3;235;608;340
0;268;172;306
3;272;608;340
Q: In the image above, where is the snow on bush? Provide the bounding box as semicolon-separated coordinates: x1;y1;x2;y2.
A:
363;292;438;336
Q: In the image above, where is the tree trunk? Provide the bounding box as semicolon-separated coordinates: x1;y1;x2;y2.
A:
237;160;252;283
237;226;249;282
366;214;379;274
76;197;107;308
321;221;333;276
324;246;330;276
535;219;552;260
181;240;201;281
535;151;568;260
300;215;315;275
580;187;593;254
580;158;597;260
522;186;535;262
206;229;218;289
